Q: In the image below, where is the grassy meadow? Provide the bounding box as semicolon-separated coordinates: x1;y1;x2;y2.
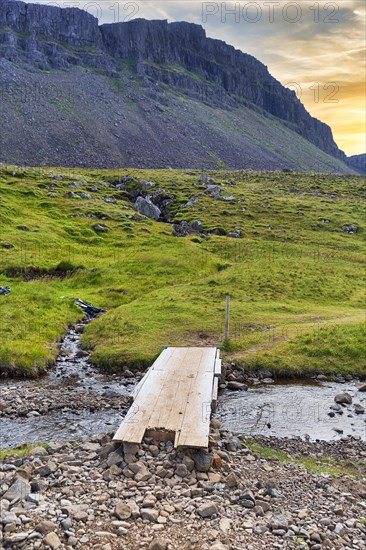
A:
0;165;365;378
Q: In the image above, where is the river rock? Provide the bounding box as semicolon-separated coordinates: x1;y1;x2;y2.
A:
334;392;352;404
43;532;61;548
35;520;57;534
192;450;214;472
149;538;169;550
115;501;132;520
197;501;218;518
354;403;365;414
3;479;31;502
141;508;158;522
227;381;248;391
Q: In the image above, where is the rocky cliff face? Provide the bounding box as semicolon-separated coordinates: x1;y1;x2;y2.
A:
347;154;366;175
0;0;352;170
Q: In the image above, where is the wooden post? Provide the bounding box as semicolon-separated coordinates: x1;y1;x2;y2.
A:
225;294;230;341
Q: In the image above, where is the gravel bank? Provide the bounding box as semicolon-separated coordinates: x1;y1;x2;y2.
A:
1;426;365;550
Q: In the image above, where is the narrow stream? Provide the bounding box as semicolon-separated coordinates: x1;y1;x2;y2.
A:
1;318;365;448
0;316;135;449
217;380;366;441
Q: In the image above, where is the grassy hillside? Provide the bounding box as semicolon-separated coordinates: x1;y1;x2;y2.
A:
0;166;364;378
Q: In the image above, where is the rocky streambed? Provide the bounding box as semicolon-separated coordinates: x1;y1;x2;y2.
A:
217;380;366;442
0;319;365;449
0;320;136;449
1;322;366;549
1;428;365;550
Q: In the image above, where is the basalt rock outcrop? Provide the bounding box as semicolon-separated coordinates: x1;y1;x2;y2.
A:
0;0;355;171
347;154;366;175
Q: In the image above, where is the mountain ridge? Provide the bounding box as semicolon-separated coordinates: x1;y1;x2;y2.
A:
0;0;356;172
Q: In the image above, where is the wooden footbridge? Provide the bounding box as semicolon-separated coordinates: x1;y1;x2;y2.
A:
114;347;221;449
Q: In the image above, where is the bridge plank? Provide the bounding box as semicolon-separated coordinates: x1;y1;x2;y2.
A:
114;346;218;448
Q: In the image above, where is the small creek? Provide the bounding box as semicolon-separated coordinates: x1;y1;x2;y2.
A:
0;318;135;449
1;320;365;448
217;380;366;441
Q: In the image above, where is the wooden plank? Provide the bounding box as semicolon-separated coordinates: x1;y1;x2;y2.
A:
146;347;191;432
131;347;174;399
176;371;213;448
114;370;167;443
203;347;217;372
214;358;222;377
211;377;219;411
163;348;204;433
175;348;214;447
114;346;218;448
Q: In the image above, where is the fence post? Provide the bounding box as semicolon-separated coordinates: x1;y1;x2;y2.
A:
225;294;230;341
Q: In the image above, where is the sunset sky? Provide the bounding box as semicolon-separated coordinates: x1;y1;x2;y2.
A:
24;0;365;156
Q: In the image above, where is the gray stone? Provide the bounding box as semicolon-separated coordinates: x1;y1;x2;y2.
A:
35;521;57;534
197;501;218;518
43;532;62;548
240;490;255;508
140;180;156;191
2;512;17;525
141;508;158;522
4;532;29;544
227;381;248;391
3;479;31;502
134;196;161;220
334;392;352;404
115;501;132;520
342;224;358;233
107;449;124;467
148;538;169;550
192;450;214;472
94;224;107;232
175;464;188;478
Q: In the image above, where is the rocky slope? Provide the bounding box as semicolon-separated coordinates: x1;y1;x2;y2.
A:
0;0;354;172
347;154;366;175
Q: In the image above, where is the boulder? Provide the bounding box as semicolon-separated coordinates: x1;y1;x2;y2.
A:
3;479;31;501
334;392;352;405
134;196;161;220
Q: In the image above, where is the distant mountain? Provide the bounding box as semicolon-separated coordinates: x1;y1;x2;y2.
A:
0;0;356;172
347;154;366;175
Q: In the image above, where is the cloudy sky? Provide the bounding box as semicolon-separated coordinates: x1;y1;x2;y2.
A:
24;0;365;155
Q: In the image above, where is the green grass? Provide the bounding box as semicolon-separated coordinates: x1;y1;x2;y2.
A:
0;442;47;460
245;440;366;478
0;166;365;377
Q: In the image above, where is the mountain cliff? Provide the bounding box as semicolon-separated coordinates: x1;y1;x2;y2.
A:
347;154;366;175
0;0;354;172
